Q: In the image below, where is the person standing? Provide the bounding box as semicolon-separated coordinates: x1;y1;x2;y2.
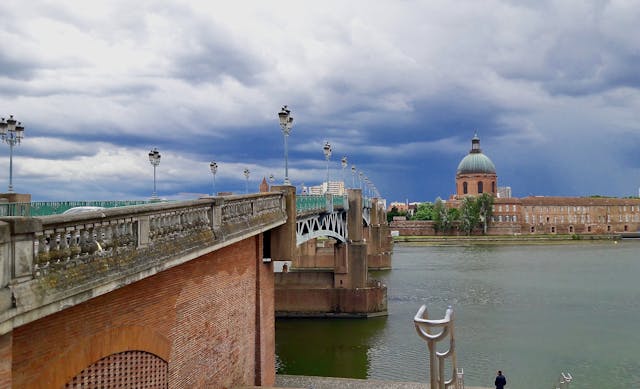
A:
495;370;507;389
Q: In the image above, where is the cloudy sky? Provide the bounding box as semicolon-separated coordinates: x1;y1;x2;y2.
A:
1;0;639;203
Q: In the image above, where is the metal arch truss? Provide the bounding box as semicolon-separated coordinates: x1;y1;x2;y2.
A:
296;210;347;246
362;207;371;226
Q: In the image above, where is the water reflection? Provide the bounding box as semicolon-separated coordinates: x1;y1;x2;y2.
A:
276;316;387;379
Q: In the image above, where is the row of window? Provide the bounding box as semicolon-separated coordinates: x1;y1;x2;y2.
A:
461;181;496;194
491;215;518;223
525;205;640;214
524;214;640;224
528;225;631;233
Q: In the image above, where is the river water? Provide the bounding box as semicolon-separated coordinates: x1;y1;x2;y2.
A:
275;241;640;389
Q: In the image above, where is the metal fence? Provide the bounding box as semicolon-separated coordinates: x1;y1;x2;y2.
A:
0;200;151;217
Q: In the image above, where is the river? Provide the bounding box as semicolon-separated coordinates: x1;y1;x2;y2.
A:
275;241;640;389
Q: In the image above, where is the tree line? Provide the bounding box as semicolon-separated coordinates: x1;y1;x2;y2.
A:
387;193;495;235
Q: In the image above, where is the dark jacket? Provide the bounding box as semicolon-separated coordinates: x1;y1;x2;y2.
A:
495;374;507;388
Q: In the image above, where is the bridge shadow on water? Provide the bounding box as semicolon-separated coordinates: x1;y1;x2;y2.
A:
275;315;388;379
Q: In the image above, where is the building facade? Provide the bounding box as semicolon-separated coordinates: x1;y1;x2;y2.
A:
392;134;640;235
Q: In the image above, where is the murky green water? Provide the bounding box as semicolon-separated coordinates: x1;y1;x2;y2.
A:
276;241;640;388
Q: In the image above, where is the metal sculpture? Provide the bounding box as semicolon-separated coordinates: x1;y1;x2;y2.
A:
414;305;458;389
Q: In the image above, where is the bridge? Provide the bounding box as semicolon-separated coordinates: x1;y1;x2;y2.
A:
0;187;390;388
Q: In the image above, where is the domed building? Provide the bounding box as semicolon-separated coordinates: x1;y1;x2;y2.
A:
455;133;497;198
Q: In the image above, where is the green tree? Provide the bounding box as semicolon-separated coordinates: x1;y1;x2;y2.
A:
477;193;494;235
459;196;480;235
432;198;459;234
412;202;434;220
387;206;407;223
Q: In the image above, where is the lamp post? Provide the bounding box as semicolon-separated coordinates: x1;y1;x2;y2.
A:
148;148;161;200
278;105;294;185
243;168;250;194
341;156;347;194
351;165;356;189
323;141;332;193
0;115;25;193
209;161;218;196
364;177;370;197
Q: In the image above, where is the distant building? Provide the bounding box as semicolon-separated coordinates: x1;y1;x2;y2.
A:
394;133;640;235
455;133;497;198
497;186;512;198
307;181;345;195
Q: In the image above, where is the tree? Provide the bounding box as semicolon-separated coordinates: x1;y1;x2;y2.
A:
412;202;434;220
432;198;459;234
477;193;494;235
459;196;480;235
432;198;445;234
387;206;407;223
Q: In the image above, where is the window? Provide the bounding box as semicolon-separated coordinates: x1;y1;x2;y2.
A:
530;226;535;233
587;226;591;232
569;225;574;233
551;226;556;233
607;225;611;232
478;181;483;194
463;182;468;194
492;181;495;193
506;204;510;212
513;215;517;222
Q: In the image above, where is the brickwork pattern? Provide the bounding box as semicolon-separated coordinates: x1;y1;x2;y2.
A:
0;333;11;389
65;351;167;388
11;236;274;389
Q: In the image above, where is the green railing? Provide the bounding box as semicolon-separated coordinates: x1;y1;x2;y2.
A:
296;194;348;215
296;195;326;214
0;200;151;217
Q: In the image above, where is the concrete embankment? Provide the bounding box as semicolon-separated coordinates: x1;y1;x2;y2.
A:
273;374;491;389
393;234;621;245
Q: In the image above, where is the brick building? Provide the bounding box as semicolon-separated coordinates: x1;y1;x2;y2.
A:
392;134;640;235
455;133;497;198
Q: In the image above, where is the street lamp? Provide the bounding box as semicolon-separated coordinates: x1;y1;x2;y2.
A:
148;148;161;200
358;171;364;192
209;161;218;196
243;168;250;194
351;165;356;189
0;115;25;193
278;105;294;185
341;156;347;194
323;141;332;193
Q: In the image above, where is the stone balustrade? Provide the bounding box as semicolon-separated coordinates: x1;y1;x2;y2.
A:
0;193;286;335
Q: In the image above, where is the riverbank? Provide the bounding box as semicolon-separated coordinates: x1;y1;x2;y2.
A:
273;374;490;389
392;233;621;245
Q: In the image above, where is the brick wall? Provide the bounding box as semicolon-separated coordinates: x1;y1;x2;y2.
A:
0;332;10;388
11;235;274;389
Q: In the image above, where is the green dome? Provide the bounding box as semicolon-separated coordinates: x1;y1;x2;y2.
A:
456;153;496;175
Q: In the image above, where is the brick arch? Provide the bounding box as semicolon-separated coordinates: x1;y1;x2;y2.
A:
25;325;170;389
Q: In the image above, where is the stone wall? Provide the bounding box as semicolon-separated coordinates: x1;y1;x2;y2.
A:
10;236;274;388
390;220;437;236
275;286;387;316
